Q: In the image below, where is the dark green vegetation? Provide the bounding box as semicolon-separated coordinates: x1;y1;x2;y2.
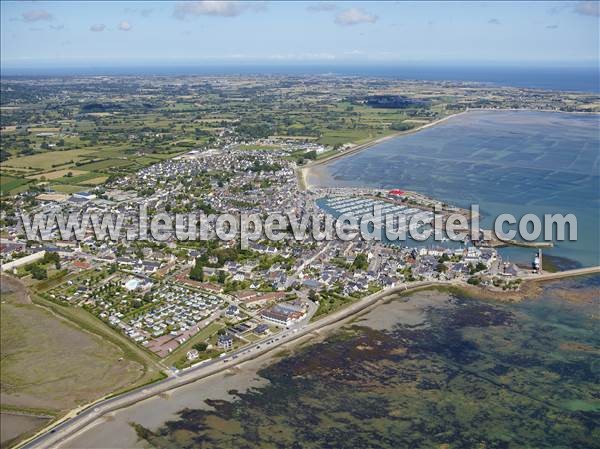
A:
133;275;600;449
189;258;204;282
313;289;355;319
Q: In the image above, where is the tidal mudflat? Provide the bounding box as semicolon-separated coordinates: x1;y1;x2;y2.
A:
65;275;600;449
0;413;50;448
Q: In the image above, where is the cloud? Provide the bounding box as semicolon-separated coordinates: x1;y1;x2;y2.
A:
488;18;501;25
49;24;64;31
22;9;53;22
546;24;559;29
574;1;600;16
118;20;132;31
335;8;378;26
173;1;257;19
90;24;106;32
307;2;337;12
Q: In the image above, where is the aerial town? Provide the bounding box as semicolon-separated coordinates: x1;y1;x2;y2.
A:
1;97;533;371
2;1;599;448
1;74;582;375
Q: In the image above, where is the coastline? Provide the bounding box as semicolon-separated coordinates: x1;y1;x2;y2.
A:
14;106;600;448
299;110;468;192
18;266;600;449
48;269;600;449
299;107;600;192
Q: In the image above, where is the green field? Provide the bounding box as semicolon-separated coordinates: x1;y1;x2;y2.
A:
0;175;30;195
318;129;393;147
47;184;86;193
80;176;109;186
0;275;159;415
74;158;135;172
0;149;94;170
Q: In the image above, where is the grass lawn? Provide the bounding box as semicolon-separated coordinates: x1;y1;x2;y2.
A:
48;184;86;193
162;322;224;367
312;291;355;320
53;171;104;185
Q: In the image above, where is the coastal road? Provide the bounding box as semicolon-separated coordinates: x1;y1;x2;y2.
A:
18;279;441;449
532;266;600;280
17;266;600;449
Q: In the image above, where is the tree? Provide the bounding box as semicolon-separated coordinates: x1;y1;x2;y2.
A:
189;258;204;281
30;264;47;280
42;252;59;265
217;270;228;284
193;342;208;352
304;150;317;160
467;276;481;285
469;262;487;275
352;253;368;271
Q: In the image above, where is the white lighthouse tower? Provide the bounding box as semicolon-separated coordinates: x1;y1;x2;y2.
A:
532;249;542;273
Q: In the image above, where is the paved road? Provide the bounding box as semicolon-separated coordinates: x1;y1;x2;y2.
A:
523;265;600;281
17;266;599;449
19;279;440;449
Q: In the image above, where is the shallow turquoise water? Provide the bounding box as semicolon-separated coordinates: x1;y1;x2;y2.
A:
310;111;600;267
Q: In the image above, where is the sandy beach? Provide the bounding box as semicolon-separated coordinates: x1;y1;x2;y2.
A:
299;111;467;191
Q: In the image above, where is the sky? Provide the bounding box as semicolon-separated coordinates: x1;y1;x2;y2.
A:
1;1;599;68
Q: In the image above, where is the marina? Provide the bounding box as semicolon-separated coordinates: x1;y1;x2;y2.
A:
307;111;598;266
320;194;435;233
